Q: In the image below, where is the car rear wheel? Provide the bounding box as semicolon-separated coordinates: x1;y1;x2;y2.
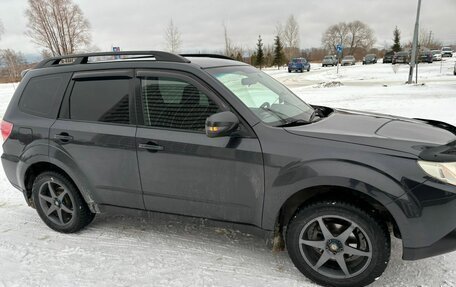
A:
32;171;95;233
286;201;390;287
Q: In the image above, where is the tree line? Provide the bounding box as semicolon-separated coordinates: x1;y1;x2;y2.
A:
0;0;451;82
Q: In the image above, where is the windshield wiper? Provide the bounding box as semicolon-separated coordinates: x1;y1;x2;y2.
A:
278;119;310;127
260;106;289;124
260;106;313;127
279;108;320;127
308;109;317;122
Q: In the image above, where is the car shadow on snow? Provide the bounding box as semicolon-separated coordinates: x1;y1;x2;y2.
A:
82;212;455;286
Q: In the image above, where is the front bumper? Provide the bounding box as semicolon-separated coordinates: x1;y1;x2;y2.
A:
403;229;456;260
390;179;456;260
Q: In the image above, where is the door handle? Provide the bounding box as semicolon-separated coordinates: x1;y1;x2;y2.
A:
54;133;73;142
138;142;164;152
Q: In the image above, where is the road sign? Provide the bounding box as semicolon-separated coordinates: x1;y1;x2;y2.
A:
112;46;121;59
336;44;343;53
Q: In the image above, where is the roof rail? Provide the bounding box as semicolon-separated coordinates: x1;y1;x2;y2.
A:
35;51;190;69
180;54;234;60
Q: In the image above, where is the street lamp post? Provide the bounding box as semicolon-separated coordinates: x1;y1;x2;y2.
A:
408;0;422;84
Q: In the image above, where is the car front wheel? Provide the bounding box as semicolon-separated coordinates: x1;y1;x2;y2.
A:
286;201;390;287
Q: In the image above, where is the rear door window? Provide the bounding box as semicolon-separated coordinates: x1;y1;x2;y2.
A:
69;79;132;124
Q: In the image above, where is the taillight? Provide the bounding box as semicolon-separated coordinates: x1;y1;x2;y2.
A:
1;120;13;141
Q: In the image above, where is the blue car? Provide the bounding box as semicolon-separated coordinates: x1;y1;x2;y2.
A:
288;58;310;73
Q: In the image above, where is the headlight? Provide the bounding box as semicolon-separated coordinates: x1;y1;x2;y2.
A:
418;161;456;186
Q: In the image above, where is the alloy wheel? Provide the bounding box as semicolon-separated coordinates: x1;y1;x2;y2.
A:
298;215;372;279
38;180;75;226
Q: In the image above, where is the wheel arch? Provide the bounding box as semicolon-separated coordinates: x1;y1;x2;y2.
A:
22;160;98;213
275;185;402;240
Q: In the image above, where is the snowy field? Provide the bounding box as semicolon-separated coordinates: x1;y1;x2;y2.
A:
0;58;455;287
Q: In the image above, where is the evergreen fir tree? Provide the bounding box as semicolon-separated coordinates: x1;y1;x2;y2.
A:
255;35;264;69
391;26;401;52
272;35;285;69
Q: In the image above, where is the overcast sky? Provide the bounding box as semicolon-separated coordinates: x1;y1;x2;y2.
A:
1;0;456;59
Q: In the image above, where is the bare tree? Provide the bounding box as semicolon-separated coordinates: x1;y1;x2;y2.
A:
164;19;182;53
418;28;442;50
223;23;234;56
346;21;375;54
283;15;300;60
322;21;375;54
0;49;27;81
322;22;349;54
25;0;91;56
275;22;284;41
221;23;245;59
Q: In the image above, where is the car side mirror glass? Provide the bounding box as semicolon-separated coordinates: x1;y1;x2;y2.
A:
205;111;239;138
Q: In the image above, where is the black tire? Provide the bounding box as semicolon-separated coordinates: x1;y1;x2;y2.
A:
288;69;291;73
32;171;95;233
307;68;310;72
286;201;390;287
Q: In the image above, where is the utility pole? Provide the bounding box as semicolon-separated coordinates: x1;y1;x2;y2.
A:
408;0;421;84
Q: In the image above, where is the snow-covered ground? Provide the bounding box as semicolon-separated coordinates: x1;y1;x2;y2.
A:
0;58;455;287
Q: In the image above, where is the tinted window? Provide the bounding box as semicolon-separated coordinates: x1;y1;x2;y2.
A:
19;75;65;118
141;77;220;131
70;79;130;124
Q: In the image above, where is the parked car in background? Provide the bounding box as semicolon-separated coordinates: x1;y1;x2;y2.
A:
432;50;442;61
419;51;433;63
454;62;456;75
288;58;311;73
442;46;453;57
322;55;338;67
383;51;395;63
393;51;410;64
362;54;377;65
341;55;356;66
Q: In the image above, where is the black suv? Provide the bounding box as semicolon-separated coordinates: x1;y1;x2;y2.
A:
2;51;456;287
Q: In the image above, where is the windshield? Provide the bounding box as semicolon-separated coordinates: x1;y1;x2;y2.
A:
442;47;451;51
343;56;354;60
324;56;333;59
432;50;440;54
206;65;314;126
365;54;375;59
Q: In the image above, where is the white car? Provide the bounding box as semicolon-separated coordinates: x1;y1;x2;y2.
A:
442;46;453;57
432;50;442;61
341;55;356;66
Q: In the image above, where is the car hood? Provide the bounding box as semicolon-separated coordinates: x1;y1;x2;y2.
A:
285;108;456;158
